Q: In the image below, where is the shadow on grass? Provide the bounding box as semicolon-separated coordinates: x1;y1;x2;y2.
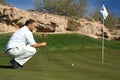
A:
0;65;13;69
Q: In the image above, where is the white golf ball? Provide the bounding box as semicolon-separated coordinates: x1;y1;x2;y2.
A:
72;64;74;66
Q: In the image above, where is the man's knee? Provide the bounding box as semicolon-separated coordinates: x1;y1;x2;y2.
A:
25;45;36;55
31;47;36;54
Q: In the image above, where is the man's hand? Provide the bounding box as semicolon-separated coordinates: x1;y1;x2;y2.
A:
41;42;46;46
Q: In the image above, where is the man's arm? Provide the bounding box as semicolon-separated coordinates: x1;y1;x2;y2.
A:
31;42;46;48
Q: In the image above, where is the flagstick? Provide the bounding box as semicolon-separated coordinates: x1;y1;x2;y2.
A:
102;19;105;64
100;4;108;64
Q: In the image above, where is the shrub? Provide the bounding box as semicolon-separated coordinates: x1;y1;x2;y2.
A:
67;18;81;31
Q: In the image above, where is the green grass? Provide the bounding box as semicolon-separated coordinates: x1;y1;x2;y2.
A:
0;33;120;80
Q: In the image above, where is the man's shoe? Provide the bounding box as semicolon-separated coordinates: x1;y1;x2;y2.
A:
9;59;23;69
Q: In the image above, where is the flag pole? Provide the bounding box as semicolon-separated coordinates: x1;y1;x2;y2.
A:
102;18;105;64
100;4;108;64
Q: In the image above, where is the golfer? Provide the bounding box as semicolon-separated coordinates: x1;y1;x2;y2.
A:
5;19;46;69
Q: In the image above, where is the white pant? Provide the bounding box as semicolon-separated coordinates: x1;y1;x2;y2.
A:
6;45;36;65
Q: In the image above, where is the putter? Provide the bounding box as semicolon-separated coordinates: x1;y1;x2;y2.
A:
41;33;51;68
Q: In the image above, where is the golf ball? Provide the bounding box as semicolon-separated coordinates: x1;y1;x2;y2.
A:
72;64;74;66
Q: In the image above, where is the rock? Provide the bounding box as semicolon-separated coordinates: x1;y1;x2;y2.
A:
0;4;118;40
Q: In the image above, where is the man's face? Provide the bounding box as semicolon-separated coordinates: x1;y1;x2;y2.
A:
29;22;36;31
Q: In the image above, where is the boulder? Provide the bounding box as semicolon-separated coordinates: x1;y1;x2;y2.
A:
0;4;118;40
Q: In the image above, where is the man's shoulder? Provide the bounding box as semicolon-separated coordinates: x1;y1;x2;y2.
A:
20;26;27;30
13;26;26;34
19;26;29;32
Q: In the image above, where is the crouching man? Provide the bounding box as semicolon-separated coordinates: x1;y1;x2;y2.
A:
5;19;46;69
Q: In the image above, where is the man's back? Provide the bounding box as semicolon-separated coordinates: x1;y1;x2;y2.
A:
5;26;35;50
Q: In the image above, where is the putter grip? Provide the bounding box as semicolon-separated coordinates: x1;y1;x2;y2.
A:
42;33;45;41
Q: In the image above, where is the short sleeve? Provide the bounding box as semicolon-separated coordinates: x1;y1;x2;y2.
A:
26;32;36;45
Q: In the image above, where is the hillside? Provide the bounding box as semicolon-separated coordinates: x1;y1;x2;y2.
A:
0;4;119;40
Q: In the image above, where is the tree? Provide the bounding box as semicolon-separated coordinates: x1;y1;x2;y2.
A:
91;9;101;21
0;0;7;5
32;0;88;18
104;13;117;30
117;18;120;24
91;8;117;30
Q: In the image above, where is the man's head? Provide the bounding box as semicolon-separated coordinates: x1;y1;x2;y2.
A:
25;19;36;31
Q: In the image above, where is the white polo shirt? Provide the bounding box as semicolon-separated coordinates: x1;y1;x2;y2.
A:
5;26;36;50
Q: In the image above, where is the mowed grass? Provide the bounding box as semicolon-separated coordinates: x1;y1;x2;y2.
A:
0;33;120;80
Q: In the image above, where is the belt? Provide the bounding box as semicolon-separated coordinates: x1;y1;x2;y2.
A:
5;48;12;53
